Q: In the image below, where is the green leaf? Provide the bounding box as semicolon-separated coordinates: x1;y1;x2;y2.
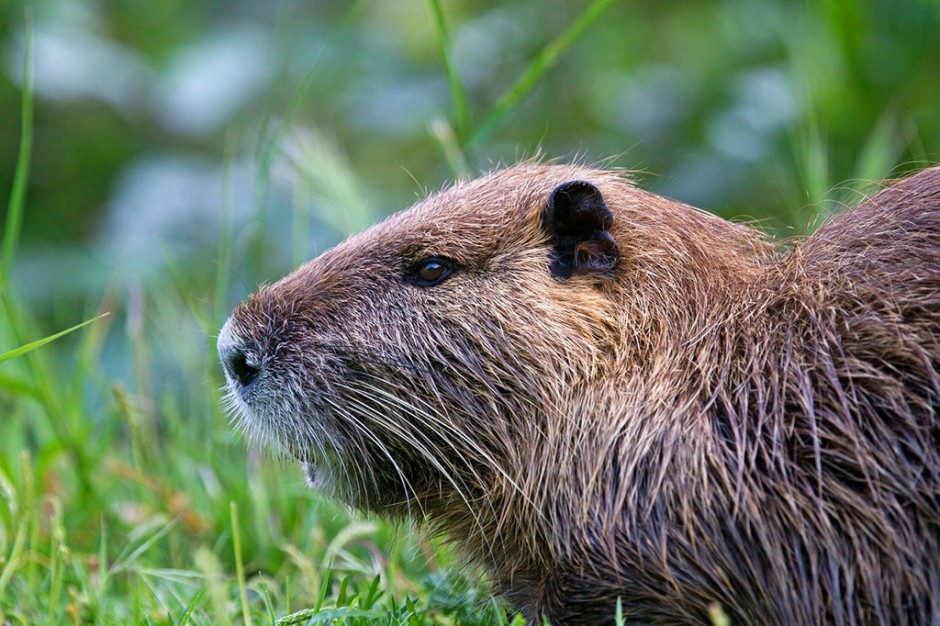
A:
468;0;616;148
0;313;108;364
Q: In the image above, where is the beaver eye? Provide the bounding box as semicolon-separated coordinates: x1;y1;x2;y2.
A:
407;257;456;287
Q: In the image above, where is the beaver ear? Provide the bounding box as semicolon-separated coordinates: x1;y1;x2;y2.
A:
543;180;621;279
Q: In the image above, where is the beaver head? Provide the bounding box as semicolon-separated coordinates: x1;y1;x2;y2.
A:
217;165;632;511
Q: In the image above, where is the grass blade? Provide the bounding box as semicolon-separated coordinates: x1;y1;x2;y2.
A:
853;109;903;186
0;451;34;602
468;0;616;148
790;112;831;229
282;129;373;237
96;517;109;626
427;0;471;142
176;589;205;626
231;501;254;626
0;313;108;364
1;11;33;285
214;131;237;327
312;560;331;614
429;118;471;179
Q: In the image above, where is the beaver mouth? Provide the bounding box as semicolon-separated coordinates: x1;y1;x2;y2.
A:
220;375;317;463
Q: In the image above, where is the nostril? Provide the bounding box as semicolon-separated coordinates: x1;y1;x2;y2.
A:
222;346;261;388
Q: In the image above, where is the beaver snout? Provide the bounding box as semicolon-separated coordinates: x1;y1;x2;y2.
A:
220;343;261;389
217;320;263;393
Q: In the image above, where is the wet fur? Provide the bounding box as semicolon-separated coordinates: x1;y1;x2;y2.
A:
221;164;940;625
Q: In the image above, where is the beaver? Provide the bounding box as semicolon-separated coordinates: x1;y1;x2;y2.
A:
218;163;940;625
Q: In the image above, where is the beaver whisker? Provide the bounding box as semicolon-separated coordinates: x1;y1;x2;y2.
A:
351;372;551;528
329;388;519;565
331;382;484;512
336;378;511;552
321;395;423;517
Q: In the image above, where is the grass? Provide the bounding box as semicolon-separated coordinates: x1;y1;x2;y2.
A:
0;1;923;624
1;12;31;285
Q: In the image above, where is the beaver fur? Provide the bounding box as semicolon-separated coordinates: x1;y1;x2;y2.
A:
218;164;940;625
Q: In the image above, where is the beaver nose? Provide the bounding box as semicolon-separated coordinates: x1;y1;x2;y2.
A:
220;345;261;388
217;319;263;389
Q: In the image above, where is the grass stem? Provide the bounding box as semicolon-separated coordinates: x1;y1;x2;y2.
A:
468;0;615;148
427;0;471;143
231;501;254;626
1;11;32;286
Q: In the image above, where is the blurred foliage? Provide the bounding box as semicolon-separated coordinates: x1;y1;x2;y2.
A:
1;0;940;623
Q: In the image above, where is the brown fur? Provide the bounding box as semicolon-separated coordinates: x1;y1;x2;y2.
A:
218;164;940;625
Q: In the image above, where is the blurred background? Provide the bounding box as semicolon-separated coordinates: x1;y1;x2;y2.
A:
1;0;939;623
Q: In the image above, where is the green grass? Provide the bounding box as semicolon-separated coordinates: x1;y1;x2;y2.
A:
1;12;31;286
0;1;925;624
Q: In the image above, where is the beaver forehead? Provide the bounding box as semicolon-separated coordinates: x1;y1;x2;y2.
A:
308;163;629;273
237;164;632;324
404;162;624;227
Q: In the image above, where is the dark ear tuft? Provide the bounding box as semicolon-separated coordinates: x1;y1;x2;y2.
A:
543;180;621;279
